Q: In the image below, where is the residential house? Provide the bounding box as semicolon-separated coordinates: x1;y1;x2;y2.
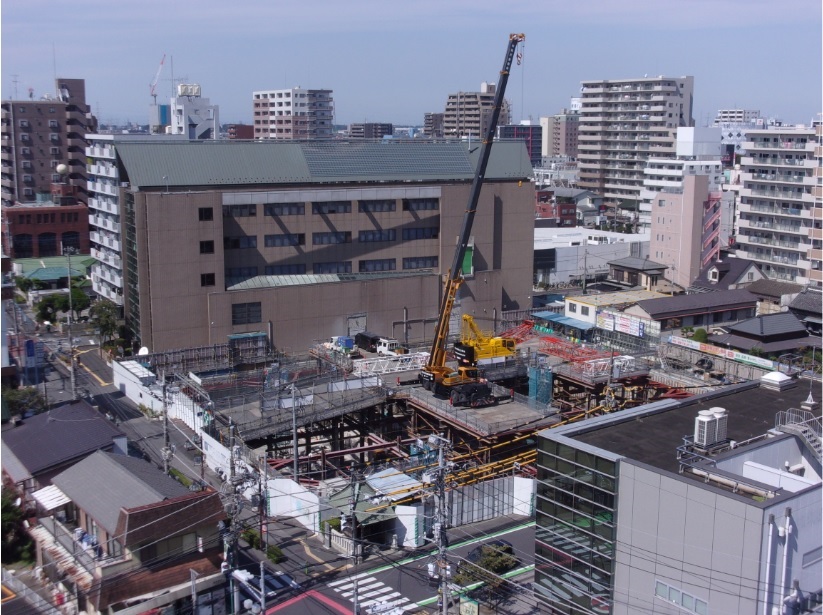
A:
710;312;821;355
29;450;224;614
623;288;757;330
789;287;823;334
743;278;803;315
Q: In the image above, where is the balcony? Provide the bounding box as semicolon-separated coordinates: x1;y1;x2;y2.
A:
35;516;131;578
737;218;805;234
741;235;803;250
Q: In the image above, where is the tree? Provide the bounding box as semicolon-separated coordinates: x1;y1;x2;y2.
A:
14;276;33;293
34;294;62;323
89;299;120;345
2;386;47;417
1;487;33;564
64;287;90;320
691;328;709;343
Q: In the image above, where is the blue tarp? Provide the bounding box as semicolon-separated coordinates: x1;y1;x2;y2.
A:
532;311;595;331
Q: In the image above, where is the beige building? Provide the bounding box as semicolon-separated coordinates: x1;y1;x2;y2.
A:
734;125;822;287
110;140;534;352
443;83;511;140
1;78;96;207
539;109;579;159
577;75;694;207
252;87;334;140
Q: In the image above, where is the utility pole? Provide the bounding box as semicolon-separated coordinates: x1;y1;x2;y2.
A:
259;560;266;613
582;249;588;295
291;384;299;482
63;245;77;400
161;370;173;475
428;434;452;615
349;467;360;566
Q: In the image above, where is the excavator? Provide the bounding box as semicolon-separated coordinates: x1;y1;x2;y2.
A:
418;33;526;406
453;314;517;367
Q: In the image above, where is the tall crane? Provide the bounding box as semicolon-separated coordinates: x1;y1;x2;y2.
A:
419;33;526;400
149;54;166;104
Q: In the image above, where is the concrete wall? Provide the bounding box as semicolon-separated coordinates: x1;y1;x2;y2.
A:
613;462;763;615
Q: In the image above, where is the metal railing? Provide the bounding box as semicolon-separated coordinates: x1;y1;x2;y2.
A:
1;568;61;615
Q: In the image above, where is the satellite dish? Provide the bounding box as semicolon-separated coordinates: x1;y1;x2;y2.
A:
138;346;150;356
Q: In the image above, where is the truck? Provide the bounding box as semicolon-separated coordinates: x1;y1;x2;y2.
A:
418;33;525;408
376;338;408;356
354;331;382;354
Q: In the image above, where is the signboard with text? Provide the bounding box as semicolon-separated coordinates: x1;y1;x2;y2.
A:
668;335;776;370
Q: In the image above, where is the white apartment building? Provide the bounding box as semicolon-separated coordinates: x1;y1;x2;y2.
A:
713;109;760;124
734;126;822;287
443;82;511;140
577;75;695;207
252;88;334;140
169;84;219;140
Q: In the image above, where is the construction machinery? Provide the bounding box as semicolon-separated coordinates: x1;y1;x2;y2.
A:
453;314;517;366
419;33;525;402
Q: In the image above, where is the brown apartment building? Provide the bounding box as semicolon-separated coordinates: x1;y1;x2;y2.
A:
109;140;535;353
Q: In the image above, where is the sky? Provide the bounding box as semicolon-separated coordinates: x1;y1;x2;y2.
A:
2;0;821;128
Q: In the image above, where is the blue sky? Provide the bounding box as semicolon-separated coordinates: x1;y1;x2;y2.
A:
2;0;820;127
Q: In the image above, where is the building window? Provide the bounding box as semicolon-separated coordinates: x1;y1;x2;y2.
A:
265;233;305;247
265;263;307;275
312;201;351;214
198;207;213;221
224;236;258;249
403;198;439;211
200;273;215;287
358;229;396;242
312;232;351;245
225;266;258;280
359;259;396;272
568;302;577;313
581;306;590;316
199;240;214;254
358;200;396;213
402;227;439;240
313;261;352;274
402;256;438;269
264;203;304;216
222;204;257;217
231;302;262;325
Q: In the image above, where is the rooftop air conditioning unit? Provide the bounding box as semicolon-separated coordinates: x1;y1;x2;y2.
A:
694;407;728;447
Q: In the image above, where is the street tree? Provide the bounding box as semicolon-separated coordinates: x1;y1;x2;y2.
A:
90;298;120;346
1;386;47;417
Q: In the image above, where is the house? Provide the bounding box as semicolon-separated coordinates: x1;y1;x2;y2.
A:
1;400;125;499
29;450;224;615
710;312;822;355
607;256;668;292
789;288;823;335
624;288;757;330
743;279;803;315
689;257;764;292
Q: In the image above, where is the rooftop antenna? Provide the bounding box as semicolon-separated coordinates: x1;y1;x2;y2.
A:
11;75;18;100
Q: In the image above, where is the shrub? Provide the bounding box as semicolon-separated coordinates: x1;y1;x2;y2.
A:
691;328;708;343
242;528;261;550
266;544;284;564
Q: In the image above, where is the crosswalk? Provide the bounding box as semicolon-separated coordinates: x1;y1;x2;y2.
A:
327;575;416;614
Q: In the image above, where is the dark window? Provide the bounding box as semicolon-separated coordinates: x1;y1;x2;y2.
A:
358;229;396;242
225;266;258;280
200;273;215;287
222;204;257;217
403;198;439;211
358;200;396;213
198;207;213;221
13;234;33;258
199;240;215;254
265;263;307;275
312;232;351;245
224;236;258;249
264;203;305;216
402;256;438;270
312;201;351;214
232;302;262;325
313;261;352;274
402;227;439;240
359;259;396;272
61;231;80;252
38;233;58;257
264;234;305;247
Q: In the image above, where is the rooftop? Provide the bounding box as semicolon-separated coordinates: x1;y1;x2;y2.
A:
548;381;814;478
634;288;756;318
608;256;668;272
567;289;665;308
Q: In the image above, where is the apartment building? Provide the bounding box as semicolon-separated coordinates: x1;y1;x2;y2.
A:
252;87;334;140
99;139;533;352
577;75;695;208
169;83;219;139
1;78;96;207
499;123;543;166
713;108;761;124
443;82;511;140
535;381;821;615
423;112;444;138
539;109;579;160
734;126;822;287
349;123;393;139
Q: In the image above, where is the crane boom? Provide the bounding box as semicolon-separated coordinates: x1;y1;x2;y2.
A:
150;54;166;102
420;33;525;393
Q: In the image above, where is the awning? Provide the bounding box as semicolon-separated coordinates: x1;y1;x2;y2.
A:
803;316;822;324
533;312;595;331
32;485;70;511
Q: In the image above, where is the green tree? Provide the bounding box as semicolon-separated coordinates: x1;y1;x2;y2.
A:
1;487;34;564
454;545;518;604
2;386;47;417
14;276;33;293
65;287;90;319
34;294;62;324
90;299;120;345
691;328;709;343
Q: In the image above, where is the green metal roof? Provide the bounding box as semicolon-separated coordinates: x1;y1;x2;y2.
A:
13;255;96;274
23;266;86;282
112;139;533;188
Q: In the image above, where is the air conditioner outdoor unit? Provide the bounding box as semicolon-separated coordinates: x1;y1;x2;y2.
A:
694;407;728;447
